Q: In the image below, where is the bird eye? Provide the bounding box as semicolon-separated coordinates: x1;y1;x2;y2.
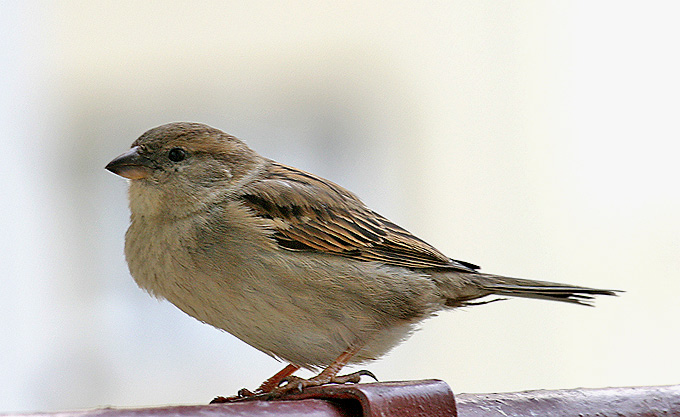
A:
167;147;187;162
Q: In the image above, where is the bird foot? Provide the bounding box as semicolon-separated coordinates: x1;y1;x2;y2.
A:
209;388;268;403
277;369;378;394
209;369;378;403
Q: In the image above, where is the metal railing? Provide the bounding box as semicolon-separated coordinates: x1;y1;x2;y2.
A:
3;380;679;417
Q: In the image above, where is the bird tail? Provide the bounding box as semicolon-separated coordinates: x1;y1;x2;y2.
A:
469;273;619;306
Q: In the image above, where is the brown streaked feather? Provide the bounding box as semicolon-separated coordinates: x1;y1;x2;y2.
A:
239;162;479;272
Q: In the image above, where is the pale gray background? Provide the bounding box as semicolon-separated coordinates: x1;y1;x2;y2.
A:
1;1;678;412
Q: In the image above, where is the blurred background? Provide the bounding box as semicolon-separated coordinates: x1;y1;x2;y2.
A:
2;1;679;412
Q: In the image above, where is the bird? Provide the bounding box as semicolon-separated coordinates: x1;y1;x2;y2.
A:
105;122;617;400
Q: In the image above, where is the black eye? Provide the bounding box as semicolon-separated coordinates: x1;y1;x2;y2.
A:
167;147;187;162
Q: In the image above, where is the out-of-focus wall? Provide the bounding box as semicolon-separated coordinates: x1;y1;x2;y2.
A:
1;1;678;412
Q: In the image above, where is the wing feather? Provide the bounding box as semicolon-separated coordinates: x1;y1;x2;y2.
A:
239;162;479;272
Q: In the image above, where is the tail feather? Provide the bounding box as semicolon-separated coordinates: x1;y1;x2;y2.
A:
473;274;620;306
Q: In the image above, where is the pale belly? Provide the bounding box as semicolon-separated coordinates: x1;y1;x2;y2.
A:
124;215;441;368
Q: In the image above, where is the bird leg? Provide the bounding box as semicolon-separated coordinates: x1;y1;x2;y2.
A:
210;346;377;403
242;363;301;396
210;363;300;403
276;345;378;394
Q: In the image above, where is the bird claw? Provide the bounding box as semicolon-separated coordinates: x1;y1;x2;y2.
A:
278;369;378;392
343;369;379;383
210;390;278;403
209;387;272;403
277;375;306;391
209;370;378;403
237;388;256;397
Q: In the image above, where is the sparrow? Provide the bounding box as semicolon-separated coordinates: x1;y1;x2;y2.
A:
105;122;617;399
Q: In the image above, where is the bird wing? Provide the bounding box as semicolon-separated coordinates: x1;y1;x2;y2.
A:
238;162;479;272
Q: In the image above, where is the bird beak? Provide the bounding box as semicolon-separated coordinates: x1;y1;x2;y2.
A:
105;146;155;180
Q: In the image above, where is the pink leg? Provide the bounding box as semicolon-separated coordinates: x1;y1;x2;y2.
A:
210;363;300;403
277;345;377;394
255;364;300;393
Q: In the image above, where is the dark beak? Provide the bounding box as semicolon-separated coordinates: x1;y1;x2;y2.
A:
105;146;155;180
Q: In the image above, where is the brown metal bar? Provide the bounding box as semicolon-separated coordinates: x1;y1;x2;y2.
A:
456;384;680;417
3;400;358;417
3;381;679;417
282;379;457;417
